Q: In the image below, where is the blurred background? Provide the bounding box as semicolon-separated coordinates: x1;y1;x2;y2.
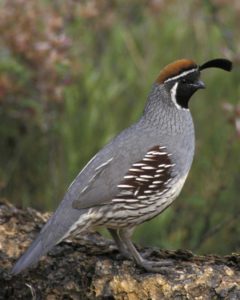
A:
0;0;239;255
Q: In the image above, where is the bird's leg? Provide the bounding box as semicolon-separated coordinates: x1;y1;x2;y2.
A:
118;228;174;273
107;228;132;259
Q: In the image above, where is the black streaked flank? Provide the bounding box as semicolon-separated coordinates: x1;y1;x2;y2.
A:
114;145;175;207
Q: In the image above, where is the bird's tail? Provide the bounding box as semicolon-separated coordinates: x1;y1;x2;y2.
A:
11;234;48;275
11;198;88;275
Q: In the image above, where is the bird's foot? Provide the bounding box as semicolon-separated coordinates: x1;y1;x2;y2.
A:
138;258;175;274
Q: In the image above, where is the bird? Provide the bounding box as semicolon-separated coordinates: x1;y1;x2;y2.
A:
12;58;232;275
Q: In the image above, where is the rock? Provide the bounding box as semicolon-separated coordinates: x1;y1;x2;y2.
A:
0;200;239;299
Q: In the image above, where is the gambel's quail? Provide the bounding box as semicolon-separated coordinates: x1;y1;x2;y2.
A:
12;58;232;274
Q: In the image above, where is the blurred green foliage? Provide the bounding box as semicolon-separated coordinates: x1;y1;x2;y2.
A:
0;0;239;255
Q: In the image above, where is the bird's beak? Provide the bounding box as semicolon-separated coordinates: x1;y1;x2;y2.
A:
193;80;205;90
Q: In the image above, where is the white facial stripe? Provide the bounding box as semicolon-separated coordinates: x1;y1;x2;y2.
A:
170;82;189;111
170;82;180;109
164;68;197;83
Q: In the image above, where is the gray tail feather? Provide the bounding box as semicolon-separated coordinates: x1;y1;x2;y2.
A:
11;236;46;275
11;203;84;275
11;216;65;275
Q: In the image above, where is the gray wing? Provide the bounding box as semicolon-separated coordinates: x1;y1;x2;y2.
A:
71;125;146;209
72;139;176;210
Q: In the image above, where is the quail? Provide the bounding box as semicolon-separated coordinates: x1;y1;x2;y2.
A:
12;58;232;275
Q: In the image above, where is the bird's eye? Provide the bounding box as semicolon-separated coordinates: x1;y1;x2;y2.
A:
181;78;187;84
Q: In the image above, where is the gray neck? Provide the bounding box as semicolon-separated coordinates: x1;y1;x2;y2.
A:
141;83;194;135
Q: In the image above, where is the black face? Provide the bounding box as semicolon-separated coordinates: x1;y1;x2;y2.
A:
175;70;204;108
166;69;204;109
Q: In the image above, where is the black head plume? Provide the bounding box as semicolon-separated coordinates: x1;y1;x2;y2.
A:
199;58;232;72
